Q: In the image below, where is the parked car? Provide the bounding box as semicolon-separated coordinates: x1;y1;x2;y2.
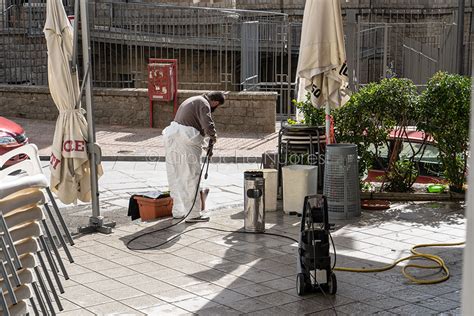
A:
372;128;442;177
0;116;29;167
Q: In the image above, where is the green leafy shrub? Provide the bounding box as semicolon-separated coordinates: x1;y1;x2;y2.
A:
384;158;419;192
333;78;419;189
289;93;325;126
417;72;471;192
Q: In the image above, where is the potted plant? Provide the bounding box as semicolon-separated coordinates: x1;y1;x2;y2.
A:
288;93;325;127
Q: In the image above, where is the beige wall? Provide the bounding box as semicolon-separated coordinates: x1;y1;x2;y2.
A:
0;85;277;133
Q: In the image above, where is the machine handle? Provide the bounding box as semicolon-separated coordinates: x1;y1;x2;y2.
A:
247;189;263;199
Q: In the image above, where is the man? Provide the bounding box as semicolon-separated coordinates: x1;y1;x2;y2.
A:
163;91;225;223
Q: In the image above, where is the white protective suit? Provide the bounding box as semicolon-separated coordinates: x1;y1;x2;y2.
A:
163;122;204;218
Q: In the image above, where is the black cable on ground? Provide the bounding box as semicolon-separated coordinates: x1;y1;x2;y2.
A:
127;226;298;251
125;142;300;251
126;146;212;250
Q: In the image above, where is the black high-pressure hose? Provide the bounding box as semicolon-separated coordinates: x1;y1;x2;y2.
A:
126;144;213;250
125;141;299;251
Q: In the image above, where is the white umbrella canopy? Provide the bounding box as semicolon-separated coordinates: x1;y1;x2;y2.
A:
44;0;102;204
296;0;350;141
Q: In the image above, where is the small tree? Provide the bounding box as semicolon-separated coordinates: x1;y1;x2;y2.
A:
333;78;419;191
417;72;471;192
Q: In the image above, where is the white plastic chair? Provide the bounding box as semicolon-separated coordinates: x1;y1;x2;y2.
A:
0;172;67;314
0;144;74;267
0;180;47;314
0;144;74;248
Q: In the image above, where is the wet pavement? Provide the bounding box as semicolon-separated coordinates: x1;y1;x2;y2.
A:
5;116;466;315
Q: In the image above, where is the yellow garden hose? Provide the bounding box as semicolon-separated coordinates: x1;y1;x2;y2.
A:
334;241;465;284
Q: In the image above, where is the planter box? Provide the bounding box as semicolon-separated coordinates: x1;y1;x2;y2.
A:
134;196;173;221
360;191;465;201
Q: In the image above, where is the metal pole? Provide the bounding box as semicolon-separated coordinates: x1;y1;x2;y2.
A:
457;0;465;74
383;23;388;79
325;103;330;145
71;0;79;72
78;0;115;234
461;44;473;316
287;20;292;122
80;0;99;219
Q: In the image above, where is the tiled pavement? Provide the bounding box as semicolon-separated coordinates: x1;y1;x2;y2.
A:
54;199;465;315
9;117;466;315
40;162;465;316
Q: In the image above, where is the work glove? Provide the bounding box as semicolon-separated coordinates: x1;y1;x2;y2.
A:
209;136;216;155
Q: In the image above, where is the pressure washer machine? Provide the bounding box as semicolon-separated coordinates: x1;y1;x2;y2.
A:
296;194;337;296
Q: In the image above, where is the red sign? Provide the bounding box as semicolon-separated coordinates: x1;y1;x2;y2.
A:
147;59;178;128
148;63;175;101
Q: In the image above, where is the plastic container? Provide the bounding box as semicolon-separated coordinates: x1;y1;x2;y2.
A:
427;184;446;193
134;196;173;221
282;165;318;214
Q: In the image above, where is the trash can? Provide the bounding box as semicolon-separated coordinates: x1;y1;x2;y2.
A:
323;144;361;220
282;165;318;214
245;169;278;212
244;171;265;232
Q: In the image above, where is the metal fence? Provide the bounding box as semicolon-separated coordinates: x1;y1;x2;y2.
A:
88;1;292;116
0;1;471;118
352;8;461;89
0;2;50;85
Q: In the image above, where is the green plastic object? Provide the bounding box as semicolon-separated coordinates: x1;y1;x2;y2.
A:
427;184;446;193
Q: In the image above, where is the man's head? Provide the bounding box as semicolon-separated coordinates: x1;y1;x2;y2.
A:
206;91;225;112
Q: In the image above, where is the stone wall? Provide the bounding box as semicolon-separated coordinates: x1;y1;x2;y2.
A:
0;85;277;133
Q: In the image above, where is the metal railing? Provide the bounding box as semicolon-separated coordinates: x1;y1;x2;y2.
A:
0;1;472;117
87;1;292;116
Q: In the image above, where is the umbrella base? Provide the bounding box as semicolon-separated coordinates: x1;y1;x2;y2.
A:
78;216;116;235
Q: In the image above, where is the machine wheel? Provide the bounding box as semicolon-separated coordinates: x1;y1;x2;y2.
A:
327;272;337;295
296;273;306;296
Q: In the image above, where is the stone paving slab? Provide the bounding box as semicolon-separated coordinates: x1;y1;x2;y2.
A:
52;201;465;315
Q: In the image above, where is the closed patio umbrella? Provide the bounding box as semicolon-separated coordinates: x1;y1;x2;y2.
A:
296;0;350;143
44;0;102;204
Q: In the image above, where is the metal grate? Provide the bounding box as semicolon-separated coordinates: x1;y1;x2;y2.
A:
323;144;361;220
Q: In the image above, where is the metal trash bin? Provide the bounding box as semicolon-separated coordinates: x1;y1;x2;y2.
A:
244;171;265;232
323;144;361;220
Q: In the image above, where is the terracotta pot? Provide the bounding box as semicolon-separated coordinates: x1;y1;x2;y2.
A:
134;196;173;221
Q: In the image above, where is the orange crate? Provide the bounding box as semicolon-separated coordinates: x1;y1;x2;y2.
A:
134;196;173;221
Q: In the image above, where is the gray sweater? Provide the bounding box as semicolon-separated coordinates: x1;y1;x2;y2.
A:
174;95;216;138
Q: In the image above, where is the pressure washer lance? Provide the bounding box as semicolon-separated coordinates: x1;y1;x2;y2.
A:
126;140;215;250
125;138;298;252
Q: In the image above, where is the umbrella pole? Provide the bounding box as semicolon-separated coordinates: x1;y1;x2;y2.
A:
325;103;331;145
77;0;115;235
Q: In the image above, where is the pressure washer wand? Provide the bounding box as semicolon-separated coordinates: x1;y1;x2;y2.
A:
204;141;213;180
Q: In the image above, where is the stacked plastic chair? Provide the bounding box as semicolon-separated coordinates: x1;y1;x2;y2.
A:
0;144;75;315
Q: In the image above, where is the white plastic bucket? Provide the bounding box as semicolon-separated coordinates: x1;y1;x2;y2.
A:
282;165;318;214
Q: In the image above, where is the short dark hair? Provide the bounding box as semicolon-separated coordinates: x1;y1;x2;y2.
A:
206;91;225;105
